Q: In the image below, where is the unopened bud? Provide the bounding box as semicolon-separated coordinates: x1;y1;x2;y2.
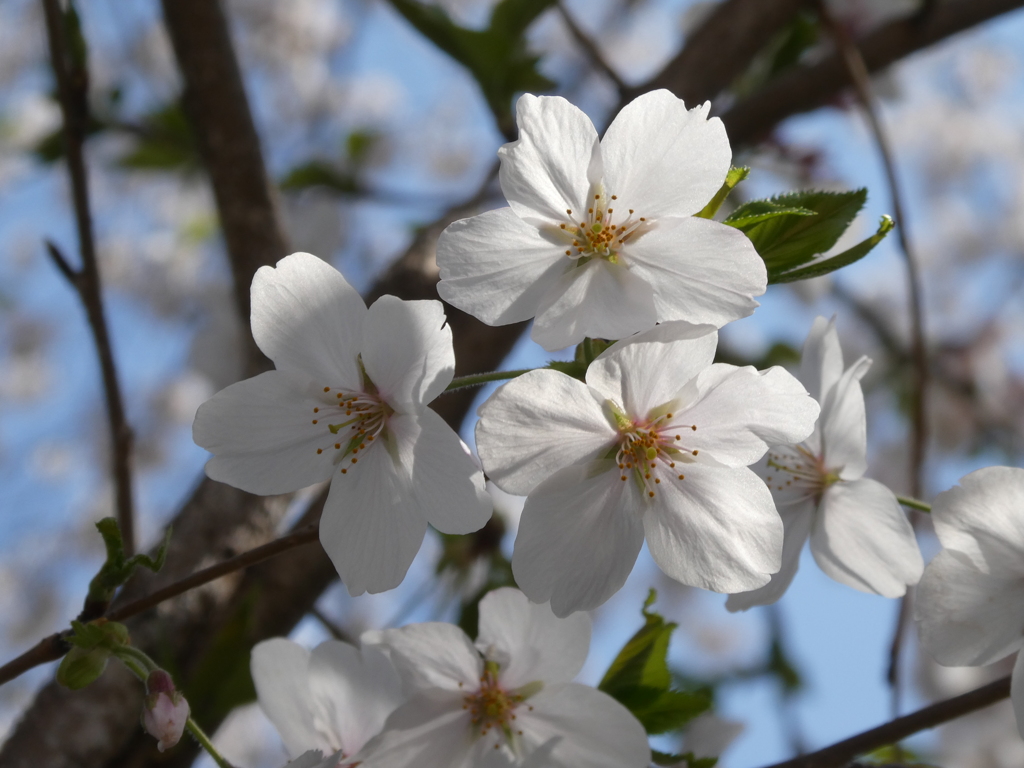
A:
142;670;190;752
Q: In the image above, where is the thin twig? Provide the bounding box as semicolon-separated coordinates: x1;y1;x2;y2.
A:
0;525;320;688
557;3;627;95
759;674;1010;768
41;0;136;555
309;606;354;644
817;1;929;717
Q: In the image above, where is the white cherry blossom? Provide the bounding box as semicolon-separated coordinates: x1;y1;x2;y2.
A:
192;252;492;595
251;637;404;765
727;317;922;611
914;466;1024;738
436;90;766;351
359;588;650;768
476;322;819;616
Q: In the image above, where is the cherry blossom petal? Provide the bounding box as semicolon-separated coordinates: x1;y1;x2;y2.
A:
819;355;871;480
364;624;482;693
477;370;616;496
251;252;365;388
515;684;651;768
915;550;1024;667
285;751;344;768
532;259;657;350
356;692;475;768
624;217;766;328
194;370;337;495
643;463;781;592
361;297;454;407
677;364;819;467
512;462;645;617
586;321;718;416
810;479;922;598
251;639;323;758
437;208;571;325
399;409;491;534
1012;651;1024;739
930;467;1024;567
308;642;404;758
799;316;844;405
726;498;815;611
319;438;426;596
475;588;591;688
601;90;730;219
498;94;599;224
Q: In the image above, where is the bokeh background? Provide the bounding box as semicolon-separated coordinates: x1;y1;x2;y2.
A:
2;0;1024;766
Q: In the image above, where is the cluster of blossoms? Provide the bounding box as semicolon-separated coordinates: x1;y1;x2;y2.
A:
188;86;1024;762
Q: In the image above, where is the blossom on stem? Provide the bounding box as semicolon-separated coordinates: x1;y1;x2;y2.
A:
192;252;492;595
436;90;766;351
359;588;650;768
476;322;819;616
727;316;922;610
729;315;921;610
141;670;190;753
251;637;404;764
914;466;1024;738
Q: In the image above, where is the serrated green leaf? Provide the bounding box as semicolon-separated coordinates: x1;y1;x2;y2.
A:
652;751;717;767
695;166;749;219
723;199;815;228
738;189;867;274
769;214;893;284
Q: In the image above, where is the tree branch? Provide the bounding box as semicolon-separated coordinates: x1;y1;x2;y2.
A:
557;2;627;95
761;675;1011;768
41;0;136;556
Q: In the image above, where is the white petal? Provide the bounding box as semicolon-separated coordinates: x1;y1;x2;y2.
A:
499;94;599;224
810;479;922;597
286;750;344;768
403;408;492;534
586;321;718;416
307;642;404;757
319;438;426;596
251;639;323;758
437;208;571;325
625;217;766;328
726;499;814;611
820;355;871;479
1012;651;1024;740
643;464;783;592
677;364;820;467
930;466;1024;568
251;252;365;387
531;259;657;351
364;624;481;693
601;91;730;219
194;371;337;495
799;316;844;404
515;684;651;768
356;692;474;768
475;588;591;688
361;297;454;407
476;370;616;496
512;462;645;617
915;549;1024;667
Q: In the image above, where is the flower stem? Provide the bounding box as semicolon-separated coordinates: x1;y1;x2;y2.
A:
582;337;596;364
186;717;236;768
444;369;533;392
896;495;931;512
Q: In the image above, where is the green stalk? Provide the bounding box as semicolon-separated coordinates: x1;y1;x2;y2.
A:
896;495;931;513
186;718;236;768
444;369;533;392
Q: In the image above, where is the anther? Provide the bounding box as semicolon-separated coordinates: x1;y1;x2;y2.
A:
648;491;655;498
341;468;347;474
692;450;699;455
611;195;617;200
678;474;685;480
692;425;697;431
352;458;358;463
312;420;318;424
334;443;341;449
313;407;319;413
317;449;323;454
323;387;330;392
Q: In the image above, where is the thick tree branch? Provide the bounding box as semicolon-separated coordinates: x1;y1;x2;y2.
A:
721;0;1024;147
41;0;135;555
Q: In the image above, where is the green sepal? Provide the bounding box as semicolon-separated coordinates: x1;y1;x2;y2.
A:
695;167;749;219
56;619;130;690
574;337;612;365
652;751;717;768
85;518;172;612
768;215;894;283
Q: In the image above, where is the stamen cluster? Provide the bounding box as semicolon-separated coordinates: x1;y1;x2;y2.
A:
764;445;838;503
615;411;698;499
558;192;649;264
313;386;391;474
462;666;527;744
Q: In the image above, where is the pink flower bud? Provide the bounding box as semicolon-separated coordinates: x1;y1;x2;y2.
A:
142;671;190;752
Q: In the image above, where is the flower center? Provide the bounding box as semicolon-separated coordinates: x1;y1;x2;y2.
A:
311;383;392;475
557;190;651;265
462;663;529;744
611;405;699;500
765;444;840;503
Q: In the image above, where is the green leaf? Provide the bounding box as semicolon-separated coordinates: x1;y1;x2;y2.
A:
85;519;172;612
695;166;749;220
769;215;894;284
116;102;199;172
386;0;556;132
546;359;588;381
599;590;712;734
733;189;867;274
652;751;717;768
723;199;815;229
280;160;359;194
57;619;130;690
